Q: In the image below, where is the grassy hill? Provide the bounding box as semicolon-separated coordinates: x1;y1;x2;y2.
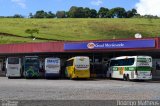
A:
0;18;160;44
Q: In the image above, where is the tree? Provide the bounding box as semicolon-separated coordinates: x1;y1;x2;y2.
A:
90;9;97;18
131;9;137;16
98;7;109;18
68;6;85;18
126;9;137;18
77;7;85;18
25;28;39;38
115;7;126;18
27;7;140;19
33;10;47;18
46;11;55;18
108;9;115;18
29;13;33;18
84;8;91;18
65;11;69;18
56;11;66;18
126;10;133;18
13;14;24;18
68;6;78;18
108;7;126;18
30;10;55;18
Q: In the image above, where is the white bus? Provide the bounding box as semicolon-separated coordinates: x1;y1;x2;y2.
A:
0;59;5;76
107;56;152;80
6;57;21;78
45;58;61;78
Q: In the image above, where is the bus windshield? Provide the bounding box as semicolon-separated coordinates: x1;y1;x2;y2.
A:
25;58;39;64
137;58;151;63
8;58;19;64
137;57;152;67
75;57;89;65
74;57;90;70
46;58;60;69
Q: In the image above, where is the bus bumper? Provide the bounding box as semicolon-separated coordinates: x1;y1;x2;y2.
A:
72;74;90;79
136;75;152;80
45;73;60;78
6;73;21;77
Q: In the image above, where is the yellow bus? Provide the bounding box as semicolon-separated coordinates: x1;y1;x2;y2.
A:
65;56;90;79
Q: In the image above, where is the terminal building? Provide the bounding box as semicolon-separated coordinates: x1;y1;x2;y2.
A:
0;37;160;79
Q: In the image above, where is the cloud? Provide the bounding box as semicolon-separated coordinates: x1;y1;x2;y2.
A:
11;0;26;9
91;0;103;6
135;0;160;16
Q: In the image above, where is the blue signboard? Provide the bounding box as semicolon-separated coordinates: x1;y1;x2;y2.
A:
64;39;155;50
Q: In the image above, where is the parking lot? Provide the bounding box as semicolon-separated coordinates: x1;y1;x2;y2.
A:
0;77;160;101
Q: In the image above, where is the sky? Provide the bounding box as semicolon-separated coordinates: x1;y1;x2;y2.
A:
0;0;159;17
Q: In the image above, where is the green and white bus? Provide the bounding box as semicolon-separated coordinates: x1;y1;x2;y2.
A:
106;56;152;80
23;56;39;78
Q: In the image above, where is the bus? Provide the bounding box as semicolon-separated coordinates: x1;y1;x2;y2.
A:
6;57;21;78
0;59;5;77
23;56;39;78
45;57;61;78
65;56;90;79
106;56;152;80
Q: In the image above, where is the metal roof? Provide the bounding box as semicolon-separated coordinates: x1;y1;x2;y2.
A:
0;37;159;54
0;42;64;54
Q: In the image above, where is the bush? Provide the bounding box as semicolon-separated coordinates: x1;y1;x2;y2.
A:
25;28;39;38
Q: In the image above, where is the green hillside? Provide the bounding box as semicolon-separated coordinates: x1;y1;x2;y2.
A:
0;18;160;44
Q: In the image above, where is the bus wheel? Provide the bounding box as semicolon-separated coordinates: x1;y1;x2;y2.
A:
23;71;25;78
123;74;126;81
126;74;130;81
109;74;112;80
70;75;73;80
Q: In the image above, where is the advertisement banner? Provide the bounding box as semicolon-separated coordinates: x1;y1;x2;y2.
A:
64;39;155;50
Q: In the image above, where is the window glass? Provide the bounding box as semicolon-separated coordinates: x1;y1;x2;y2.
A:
25;58;39;64
110;58;134;66
8;58;19;64
67;60;73;66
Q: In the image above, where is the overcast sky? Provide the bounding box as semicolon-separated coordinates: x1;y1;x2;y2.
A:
0;0;159;17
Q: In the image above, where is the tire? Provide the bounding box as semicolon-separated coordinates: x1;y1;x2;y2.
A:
20;70;23;78
70;75;73;80
23;71;26;78
126;74;130;81
109;73;112;80
123;74;126;81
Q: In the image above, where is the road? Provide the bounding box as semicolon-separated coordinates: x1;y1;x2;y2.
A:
0;77;160;101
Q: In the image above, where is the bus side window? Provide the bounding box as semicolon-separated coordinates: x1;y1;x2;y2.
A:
118;59;123;66
110;60;117;66
67;60;73;67
110;61;113;67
